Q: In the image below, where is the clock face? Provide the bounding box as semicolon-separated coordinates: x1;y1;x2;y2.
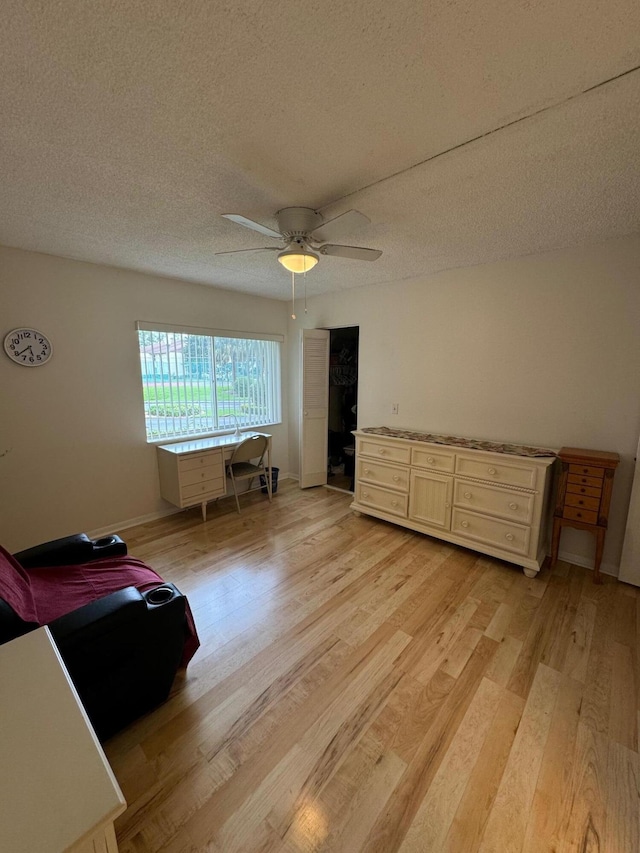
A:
4;328;53;367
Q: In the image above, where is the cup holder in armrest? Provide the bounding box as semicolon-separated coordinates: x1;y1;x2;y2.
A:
89;534;127;558
94;536;117;548
145;585;178;606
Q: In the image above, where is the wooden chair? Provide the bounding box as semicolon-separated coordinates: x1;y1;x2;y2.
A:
226;435;271;514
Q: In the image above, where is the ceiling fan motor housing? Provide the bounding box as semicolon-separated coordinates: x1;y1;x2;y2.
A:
276;207;323;239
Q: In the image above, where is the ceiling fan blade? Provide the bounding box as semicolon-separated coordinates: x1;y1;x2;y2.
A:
319;244;382;261
221;214;282;240
215;246;282;256
308;209;370;242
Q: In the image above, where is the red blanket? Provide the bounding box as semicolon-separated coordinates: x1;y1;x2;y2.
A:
3;551;199;667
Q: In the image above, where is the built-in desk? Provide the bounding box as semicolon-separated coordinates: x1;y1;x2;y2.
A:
157;431;272;520
0;627;126;853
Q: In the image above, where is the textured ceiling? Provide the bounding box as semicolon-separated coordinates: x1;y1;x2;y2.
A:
1;0;639;299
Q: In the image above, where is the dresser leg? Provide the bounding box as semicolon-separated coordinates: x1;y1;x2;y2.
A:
593;528;605;584
201;501;207;522
522;567;538;579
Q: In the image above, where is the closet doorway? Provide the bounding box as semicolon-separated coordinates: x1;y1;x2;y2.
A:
326;326;359;493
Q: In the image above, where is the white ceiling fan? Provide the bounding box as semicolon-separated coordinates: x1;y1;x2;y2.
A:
215;207;382;273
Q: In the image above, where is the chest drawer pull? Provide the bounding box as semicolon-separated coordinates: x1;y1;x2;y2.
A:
391;500;398;507
488;467;497;475
427;456;435;463
378;448;386;455
363;491;369;498
461;520;469;528
509;502;518;510
464;491;472;499
505;533;514;541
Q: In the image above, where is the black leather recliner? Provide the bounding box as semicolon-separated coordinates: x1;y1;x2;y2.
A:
0;533;196;741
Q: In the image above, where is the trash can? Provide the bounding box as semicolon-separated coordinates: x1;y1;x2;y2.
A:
260;467;279;494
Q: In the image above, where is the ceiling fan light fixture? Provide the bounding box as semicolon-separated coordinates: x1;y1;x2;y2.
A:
277;247;319;274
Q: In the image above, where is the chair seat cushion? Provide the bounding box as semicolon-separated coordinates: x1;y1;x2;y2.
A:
27;556;165;625
228;461;264;476
0;546;38;624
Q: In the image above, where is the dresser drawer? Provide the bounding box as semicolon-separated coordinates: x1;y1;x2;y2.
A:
180;464;225;487
567;482;602;499
411;446;455;472
568;463;604;479
358;439;411;465
181;477;225;501
452;509;530;556
455;454;537;489
356;483;408;517
563;506;598;525
453;479;534;524
565;493;600;512
567;473;602;489
179;450;223;472
357;459;409;493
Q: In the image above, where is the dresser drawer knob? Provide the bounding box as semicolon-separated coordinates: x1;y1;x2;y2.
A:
509;502;518;510
364;468;370;474
461;520;469;528
391;500;398;507
581;478;587;483
576;512;582;518
363;491;369;498
427;456;435;464
578;499;584;505
378;448;386;454
393;475;400;482
580;488;586;493
505;533;514;541
464;491;472;499
488;467;497;475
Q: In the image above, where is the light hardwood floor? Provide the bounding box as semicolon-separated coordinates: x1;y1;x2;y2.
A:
106;481;640;852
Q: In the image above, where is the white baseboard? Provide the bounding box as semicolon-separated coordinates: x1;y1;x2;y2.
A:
89;472;300;538
88;506;181;538
556;548;618;578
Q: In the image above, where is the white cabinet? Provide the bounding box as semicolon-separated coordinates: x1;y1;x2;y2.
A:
351;429;556;577
409;469;453;529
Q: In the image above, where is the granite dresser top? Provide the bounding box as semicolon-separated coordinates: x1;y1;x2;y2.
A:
360;427;557;458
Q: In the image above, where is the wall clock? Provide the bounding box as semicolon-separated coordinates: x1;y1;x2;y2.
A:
4;328;53;366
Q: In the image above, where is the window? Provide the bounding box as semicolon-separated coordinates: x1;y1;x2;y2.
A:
136;322;282;442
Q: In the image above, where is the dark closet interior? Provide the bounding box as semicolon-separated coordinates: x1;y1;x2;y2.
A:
327;326;359;492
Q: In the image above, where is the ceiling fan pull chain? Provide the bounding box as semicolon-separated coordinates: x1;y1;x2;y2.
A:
291;271;296;320
304;268;308;314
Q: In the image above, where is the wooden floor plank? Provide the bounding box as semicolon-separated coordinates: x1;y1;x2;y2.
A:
100;482;639;853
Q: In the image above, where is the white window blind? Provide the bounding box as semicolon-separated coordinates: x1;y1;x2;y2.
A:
136;322;282;442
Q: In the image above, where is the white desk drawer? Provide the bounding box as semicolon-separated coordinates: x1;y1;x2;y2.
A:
180;464;224;487
181;477;225;501
179;450;223;472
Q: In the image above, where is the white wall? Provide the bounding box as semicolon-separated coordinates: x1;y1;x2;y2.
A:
289;234;640;575
0;246;289;551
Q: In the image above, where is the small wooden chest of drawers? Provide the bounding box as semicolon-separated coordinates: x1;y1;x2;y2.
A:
550;446;619;582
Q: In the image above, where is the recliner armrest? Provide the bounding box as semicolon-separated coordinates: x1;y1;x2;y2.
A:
14;533;127;568
49;586;145;645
